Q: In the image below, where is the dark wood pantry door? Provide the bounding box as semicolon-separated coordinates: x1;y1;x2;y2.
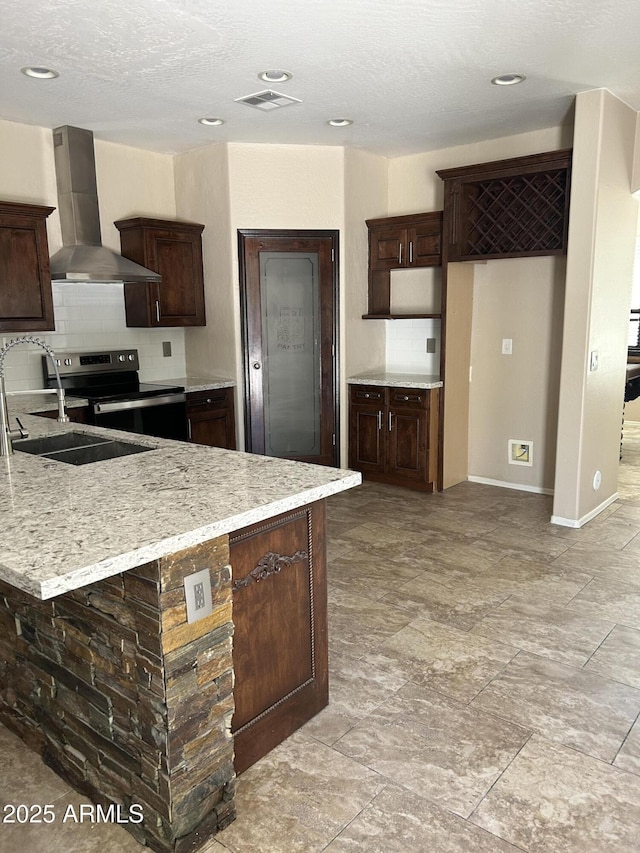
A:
238;230;339;466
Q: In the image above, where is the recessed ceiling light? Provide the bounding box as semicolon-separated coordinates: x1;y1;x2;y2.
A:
258;70;292;83
328;118;353;127
21;66;59;79
491;73;526;86
198;117;225;126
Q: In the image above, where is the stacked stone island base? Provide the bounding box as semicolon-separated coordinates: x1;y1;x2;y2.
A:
0;535;236;852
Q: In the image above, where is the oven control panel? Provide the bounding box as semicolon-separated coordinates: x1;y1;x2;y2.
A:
43;349;140;379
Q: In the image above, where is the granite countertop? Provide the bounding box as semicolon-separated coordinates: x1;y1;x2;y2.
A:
0;397;360;600
348;371;443;389
150;375;236;393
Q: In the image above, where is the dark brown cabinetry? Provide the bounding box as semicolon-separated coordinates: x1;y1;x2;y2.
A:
230;501;327;774
37;406;89;424
186;387;236;450
0;201;55;333
364;211;442;319
114;217;206;327
436;149;572;262
349;384;440;491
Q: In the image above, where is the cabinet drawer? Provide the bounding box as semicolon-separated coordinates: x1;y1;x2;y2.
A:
389;388;428;410
186;388;232;412
350;385;385;405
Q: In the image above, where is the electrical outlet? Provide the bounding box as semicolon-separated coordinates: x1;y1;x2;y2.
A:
426;337;437;353
184;568;213;623
162;341;172;357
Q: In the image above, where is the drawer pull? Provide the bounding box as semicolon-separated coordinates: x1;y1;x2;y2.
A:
189;395;225;407
394;393;422;403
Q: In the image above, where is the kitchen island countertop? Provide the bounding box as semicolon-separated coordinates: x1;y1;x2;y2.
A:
0;398;360;599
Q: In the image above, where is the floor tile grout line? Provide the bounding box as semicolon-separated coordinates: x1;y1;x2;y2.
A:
466;730;535;822
611;706;640;767
580;622;618;670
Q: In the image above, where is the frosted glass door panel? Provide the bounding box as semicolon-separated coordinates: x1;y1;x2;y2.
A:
260;252;321;457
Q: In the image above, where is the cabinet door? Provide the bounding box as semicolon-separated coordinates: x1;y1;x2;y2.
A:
116;217;206;327
230;502;328;774
0;203;55;333
408;217;442;267
348;386;386;473
146;229;205;325
387;389;429;482
369;225;408;271
187;389;236;449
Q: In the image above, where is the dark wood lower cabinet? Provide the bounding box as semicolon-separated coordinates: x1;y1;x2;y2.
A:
186;387;236;449
36;406;90;424
229;502;328;775
349;384;440;491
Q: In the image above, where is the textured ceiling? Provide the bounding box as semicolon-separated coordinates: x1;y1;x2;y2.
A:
2;0;640;157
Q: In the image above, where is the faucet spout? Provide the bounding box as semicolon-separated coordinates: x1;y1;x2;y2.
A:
0;336;70;457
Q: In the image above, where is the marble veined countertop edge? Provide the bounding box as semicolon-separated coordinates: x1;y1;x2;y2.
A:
347;371;443;389
149;375;236;393
2;469;361;601
0;399;361;600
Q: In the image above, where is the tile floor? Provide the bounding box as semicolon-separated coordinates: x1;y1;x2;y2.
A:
4;424;640;851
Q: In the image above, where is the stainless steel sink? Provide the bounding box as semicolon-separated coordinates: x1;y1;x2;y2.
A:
14;431;111;455
14;431;154;465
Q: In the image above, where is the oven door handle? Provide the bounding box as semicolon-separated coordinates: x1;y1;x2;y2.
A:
93;392;186;414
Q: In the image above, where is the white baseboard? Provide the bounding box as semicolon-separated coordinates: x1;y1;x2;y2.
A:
551;492;619;528
467;475;553;495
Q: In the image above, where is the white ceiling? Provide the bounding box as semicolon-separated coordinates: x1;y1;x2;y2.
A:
2;0;640;157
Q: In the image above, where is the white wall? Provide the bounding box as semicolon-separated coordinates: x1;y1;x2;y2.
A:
387;125;572;490
554;90;639;525
469;257;566;491
0;119;184;389
175;143;235;380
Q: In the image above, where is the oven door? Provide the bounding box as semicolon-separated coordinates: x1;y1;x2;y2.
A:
92;393;188;441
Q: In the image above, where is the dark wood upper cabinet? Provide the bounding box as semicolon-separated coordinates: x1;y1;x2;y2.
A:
114;216;206;327
0;201;55;333
364;210;442;319
436;149;572;262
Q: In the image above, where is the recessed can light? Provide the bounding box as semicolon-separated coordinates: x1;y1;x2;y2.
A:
21;66;59;79
491;73;526;86
328;118;353;127
258;70;292;83
198;117;225;126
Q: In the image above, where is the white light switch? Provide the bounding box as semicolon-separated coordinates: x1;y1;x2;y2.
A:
502;338;513;355
590;350;599;371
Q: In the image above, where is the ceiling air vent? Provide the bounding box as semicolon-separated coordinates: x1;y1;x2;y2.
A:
234;90;301;111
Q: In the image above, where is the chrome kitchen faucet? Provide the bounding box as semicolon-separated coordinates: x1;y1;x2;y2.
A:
0;336;69;456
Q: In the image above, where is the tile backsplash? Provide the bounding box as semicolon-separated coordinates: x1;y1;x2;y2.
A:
1;283;186;391
385;318;440;375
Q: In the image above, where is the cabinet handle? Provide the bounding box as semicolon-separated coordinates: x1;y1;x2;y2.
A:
409;241;413;264
377;410;382;430
398;242;402;265
155;300;161;323
388;411;393;431
187;418;192;441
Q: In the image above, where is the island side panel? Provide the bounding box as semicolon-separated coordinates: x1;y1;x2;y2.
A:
0;535;236;852
230;501;328;775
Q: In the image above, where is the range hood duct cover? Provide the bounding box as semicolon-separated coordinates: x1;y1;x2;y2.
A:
49;125;161;283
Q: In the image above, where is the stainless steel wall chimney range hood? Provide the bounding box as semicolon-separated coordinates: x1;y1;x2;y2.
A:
49;125;161;284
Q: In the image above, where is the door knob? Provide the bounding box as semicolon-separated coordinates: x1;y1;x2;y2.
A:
253;362;261;369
